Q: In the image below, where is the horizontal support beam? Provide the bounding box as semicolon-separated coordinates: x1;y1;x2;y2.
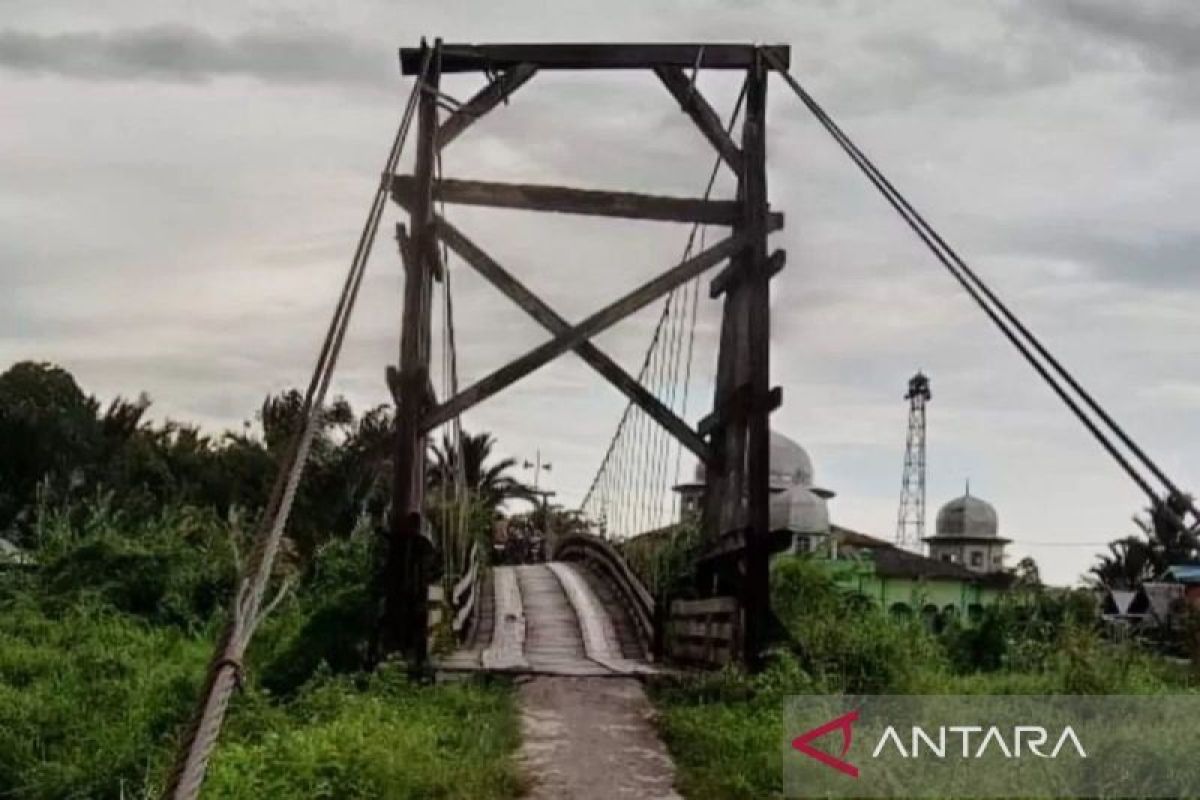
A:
424;232;748;431
431;215;712;464
709;249;785;299
393;175;783;227
655;66;742;175
401;43;791;74
437;64;538;149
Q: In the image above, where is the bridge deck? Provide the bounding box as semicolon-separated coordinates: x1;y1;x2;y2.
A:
436;562;657;677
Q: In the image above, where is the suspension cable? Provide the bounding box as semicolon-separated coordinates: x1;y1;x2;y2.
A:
580;78;748;528
761;49;1196;528
161;49;431;800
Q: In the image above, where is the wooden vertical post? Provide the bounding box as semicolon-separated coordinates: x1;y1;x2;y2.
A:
701;51;773;670
741;52;771;671
382;38;441;663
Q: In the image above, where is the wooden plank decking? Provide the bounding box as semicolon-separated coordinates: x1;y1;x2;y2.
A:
434;562;657;677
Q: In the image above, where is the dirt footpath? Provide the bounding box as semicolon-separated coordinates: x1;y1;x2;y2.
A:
517;676;682;800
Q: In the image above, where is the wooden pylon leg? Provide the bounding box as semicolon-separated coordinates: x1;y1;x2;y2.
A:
382;39;441;663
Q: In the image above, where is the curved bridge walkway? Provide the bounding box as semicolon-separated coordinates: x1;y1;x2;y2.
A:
436;562;657;677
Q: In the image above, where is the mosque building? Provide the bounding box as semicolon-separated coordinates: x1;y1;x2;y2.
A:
924;486;1011;574
669;429;1014;623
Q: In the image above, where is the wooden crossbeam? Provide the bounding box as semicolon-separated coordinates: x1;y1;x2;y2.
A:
423;232;748;431
431;214;711;463
393;175;784;227
437;64;537;149
400;43;791;74
654;66;743;174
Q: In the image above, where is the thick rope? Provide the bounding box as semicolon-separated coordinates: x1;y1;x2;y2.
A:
161;50;431;800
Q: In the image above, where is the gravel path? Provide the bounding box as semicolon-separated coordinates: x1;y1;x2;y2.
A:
517;676;681;800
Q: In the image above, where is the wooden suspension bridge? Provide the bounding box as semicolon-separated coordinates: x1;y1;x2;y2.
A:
162;40;1199;799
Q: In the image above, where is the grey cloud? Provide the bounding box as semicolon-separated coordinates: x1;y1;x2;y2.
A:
0;25;391;86
987;223;1200;289
1035;0;1200;113
1038;0;1200;71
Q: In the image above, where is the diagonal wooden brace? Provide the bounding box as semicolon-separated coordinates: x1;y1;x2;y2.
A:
432;214;711;464
423;232;749;431
437;63;538;149
654;65;743;175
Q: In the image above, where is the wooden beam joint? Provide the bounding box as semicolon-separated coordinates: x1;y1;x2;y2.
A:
698;385;782;438
437;63;537;149
709;249;785;299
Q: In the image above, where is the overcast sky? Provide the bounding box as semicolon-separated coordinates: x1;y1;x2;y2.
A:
3;0;1198;585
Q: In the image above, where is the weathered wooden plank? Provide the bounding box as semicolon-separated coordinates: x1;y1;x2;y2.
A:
655;66;742;174
437;63;537;149
401;43;791;74
423;232;747;430
393;174;783;226
432;215;710;463
672;596;739;616
670;641;733;664
481;566;529;671
710;249;785;299
671;620;735;639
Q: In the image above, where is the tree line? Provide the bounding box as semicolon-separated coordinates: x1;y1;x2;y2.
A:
0;361;531;561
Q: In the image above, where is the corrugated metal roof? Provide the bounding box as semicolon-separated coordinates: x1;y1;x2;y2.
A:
1162;564;1200;585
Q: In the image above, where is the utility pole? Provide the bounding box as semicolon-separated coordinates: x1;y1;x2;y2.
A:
522;450;552;493
896;371;931;549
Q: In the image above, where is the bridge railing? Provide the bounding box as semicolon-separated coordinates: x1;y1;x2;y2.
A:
666;596;742;667
451;541;482;639
428;541;483;651
552;532;658;659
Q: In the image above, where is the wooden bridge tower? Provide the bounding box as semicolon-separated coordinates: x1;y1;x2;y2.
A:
384;41;789;669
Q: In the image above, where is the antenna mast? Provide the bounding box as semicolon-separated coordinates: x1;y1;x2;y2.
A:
896;371;931;548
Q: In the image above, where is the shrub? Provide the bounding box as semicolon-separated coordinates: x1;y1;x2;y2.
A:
31;500;238;630
771;556;946;692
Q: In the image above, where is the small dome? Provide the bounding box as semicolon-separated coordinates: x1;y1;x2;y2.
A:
692;431;818;490
933;492;999;539
770;484;830;535
770;432;814;489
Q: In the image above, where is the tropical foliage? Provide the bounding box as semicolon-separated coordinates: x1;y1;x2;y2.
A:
652;555;1196;800
1089;497;1200;589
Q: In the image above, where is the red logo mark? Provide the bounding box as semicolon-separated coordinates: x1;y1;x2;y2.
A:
791;709;860;778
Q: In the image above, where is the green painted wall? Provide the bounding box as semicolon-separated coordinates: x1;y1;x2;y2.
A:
818;557;1005;625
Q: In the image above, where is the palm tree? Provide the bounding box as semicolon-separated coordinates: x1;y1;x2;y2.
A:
1089;495;1200;589
428;431;528;512
1089;536;1157;590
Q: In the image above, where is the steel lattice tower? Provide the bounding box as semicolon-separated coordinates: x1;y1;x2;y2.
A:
896;372;932;548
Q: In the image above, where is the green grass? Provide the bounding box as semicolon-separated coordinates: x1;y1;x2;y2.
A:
649;557;1200;800
205;669;524;800
0;502;525;800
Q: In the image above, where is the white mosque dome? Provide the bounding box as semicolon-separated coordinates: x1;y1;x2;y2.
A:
691;431;828;494
932;492;999;539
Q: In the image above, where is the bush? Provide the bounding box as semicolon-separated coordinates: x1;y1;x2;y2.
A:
25;498;239;630
771;556;946;692
0;601;206;799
